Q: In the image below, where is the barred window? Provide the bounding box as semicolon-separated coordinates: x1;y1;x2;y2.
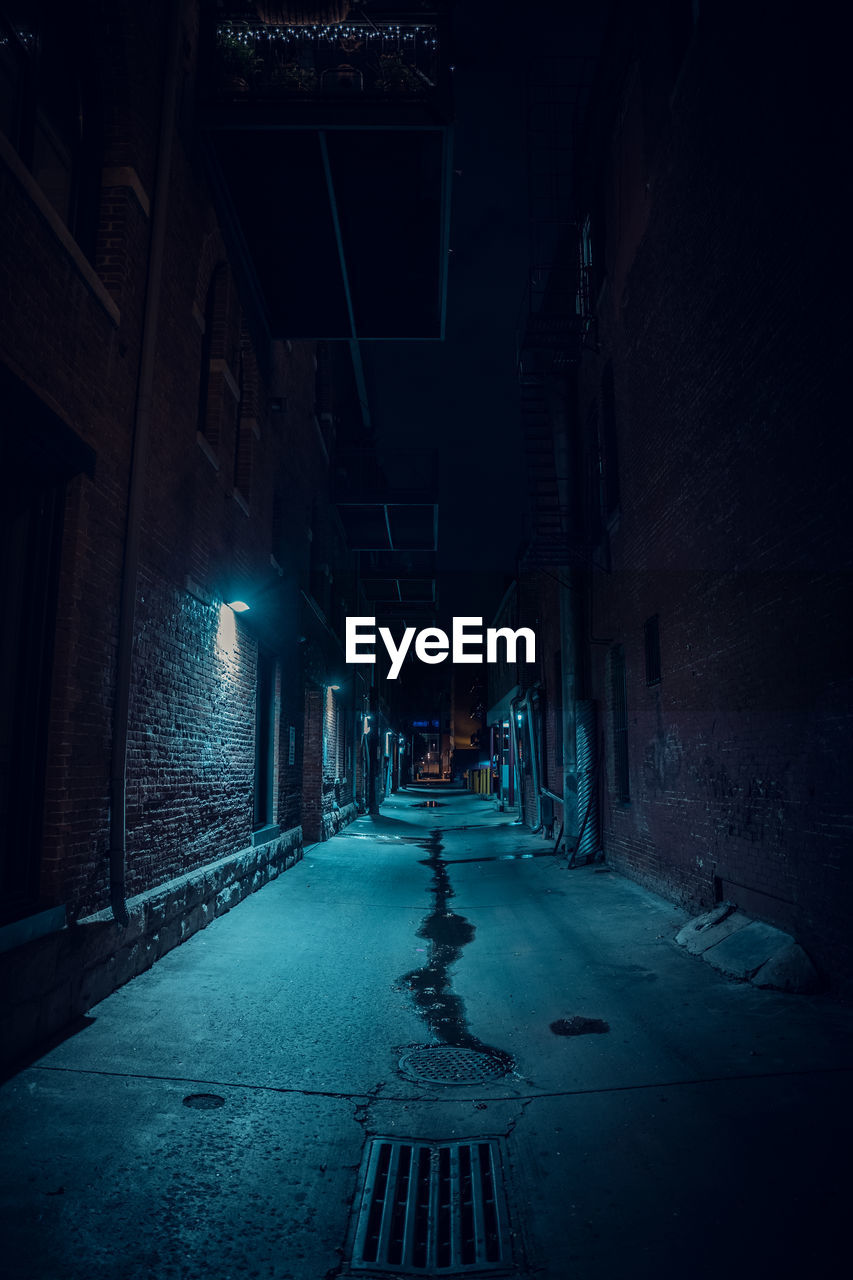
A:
611;644;629;804
644;615;662;686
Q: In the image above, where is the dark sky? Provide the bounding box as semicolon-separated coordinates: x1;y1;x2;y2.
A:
361;0;606;626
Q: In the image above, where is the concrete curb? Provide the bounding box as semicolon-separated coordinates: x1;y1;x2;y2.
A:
0;826;303;1072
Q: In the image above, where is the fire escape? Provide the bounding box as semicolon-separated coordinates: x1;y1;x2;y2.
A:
517;57;594;568
334;447;439;626
200;1;453;342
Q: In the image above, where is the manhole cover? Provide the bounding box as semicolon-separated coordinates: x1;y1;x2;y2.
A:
182;1093;225;1109
399;1045;511;1086
350;1136;512;1273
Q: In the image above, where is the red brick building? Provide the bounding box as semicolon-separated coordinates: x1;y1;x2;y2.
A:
514;1;852;985
0;0;434;1064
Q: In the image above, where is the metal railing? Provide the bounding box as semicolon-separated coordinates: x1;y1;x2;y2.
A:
212;16;441;102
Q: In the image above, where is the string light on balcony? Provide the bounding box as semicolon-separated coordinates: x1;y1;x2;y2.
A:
217;23;438;48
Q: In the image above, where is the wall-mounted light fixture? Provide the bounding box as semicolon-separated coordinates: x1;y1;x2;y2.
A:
227;600;250;613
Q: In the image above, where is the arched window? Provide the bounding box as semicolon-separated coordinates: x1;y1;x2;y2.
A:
197;263;241;450
233;324;259;503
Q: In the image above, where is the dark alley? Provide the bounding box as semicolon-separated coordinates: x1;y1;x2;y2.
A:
1;1;851;1276
3;787;853;1278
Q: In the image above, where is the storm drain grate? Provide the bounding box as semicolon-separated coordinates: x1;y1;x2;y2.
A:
399;1046;511;1087
351;1137;510;1273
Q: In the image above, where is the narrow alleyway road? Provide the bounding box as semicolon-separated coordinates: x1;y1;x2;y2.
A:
2;789;852;1279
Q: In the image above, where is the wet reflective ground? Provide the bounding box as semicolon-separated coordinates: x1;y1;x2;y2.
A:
2;787;852;1278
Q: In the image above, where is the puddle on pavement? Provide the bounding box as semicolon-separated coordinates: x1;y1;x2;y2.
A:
397;829;512;1072
442;851;556;865
550;1016;610;1037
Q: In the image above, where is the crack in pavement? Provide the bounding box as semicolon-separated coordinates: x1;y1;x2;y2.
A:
505;1095;535;1140
352;1080;386;1131
29;1060;853;1101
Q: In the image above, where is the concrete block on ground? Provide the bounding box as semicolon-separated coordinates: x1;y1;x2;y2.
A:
752;943;821;994
702;920;793;980
676;904;750;954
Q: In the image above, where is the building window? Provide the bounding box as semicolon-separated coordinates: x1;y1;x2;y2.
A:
611;644;629;804
553;648;563;769
233;331;259;503
576;213;594;327
0;368;94;923
0;457;64;921
197;266;218;441
253;649;276;830
599;361;620;520
644;614;662;686
0;4;101;253
233;350;250;498
197;263;243;451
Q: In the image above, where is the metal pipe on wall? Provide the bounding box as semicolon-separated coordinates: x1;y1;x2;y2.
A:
109;1;185;925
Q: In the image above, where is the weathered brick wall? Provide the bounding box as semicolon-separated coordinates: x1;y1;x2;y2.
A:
576;4;852;983
1;0;344;922
0;0;371;1068
0;0;157;918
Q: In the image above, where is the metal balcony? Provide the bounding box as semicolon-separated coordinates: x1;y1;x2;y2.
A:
200;2;453;340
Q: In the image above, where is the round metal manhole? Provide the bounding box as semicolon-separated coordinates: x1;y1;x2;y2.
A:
398;1045;512;1086
182;1093;225;1110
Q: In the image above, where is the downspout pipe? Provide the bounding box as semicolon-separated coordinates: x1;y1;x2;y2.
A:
109;3;184;926
508;702;524;824
523;687;544;833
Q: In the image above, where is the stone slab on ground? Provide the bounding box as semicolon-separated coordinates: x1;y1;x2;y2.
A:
702;919;793;981
676;904;750;954
752;942;822;994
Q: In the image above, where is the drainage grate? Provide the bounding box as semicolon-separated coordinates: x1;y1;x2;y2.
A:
351;1137;510;1274
399;1046;511;1087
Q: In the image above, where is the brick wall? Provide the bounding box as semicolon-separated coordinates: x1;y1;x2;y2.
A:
0;0;363;1063
573;2;852;985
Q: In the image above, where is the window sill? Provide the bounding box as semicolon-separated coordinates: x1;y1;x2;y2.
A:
196;431;220;471
0;904;66;956
252;824;281;848
0;131;120;328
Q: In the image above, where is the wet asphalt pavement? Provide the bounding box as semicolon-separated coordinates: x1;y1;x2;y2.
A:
1;787;852;1278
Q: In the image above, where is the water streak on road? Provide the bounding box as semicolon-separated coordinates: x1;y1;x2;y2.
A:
399;829;512;1069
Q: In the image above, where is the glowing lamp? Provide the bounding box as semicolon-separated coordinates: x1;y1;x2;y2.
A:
228;600;250;613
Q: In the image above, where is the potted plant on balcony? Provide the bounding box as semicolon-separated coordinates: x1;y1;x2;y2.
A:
376;53;423;95
268;60;319;93
216;28;261;94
